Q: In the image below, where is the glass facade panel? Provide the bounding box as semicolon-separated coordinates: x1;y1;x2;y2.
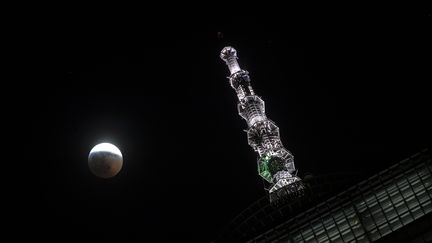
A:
369;229;381;241
301;229;314;242
296;167;430;242
303;233;315;242
391;193;403;204
417;190;429;203
351;224;365;237
383;206;397;220
252;155;431;243
355;235;369;243
378;196;391;207
400;186;414;198
373;211;387;226
397;178;408;188
407;171;418;181
291;232;303;242
342;231;355;242
396;203;408;215
411;205;424;219
400;211;413;225
359;212;375;231
405;193;418;208
411;179;424;193
424;177;432;190
386;184;398;195
326;227;339;239
378;222;391;235
375;189;387;200
418;168;429;178
329;233;341;242
422;201;432;213
337;221;349;233
389;216;402;230
316;233;329;243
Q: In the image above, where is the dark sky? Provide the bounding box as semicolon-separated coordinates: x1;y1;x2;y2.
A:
12;4;431;242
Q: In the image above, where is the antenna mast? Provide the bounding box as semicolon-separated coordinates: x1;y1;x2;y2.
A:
220;47;304;202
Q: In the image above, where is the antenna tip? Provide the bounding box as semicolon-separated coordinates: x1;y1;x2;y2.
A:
220;46;237;61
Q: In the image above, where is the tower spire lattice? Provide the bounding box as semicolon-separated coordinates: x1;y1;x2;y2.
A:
220;46;304;202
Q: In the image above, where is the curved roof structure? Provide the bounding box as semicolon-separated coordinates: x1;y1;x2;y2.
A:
214;173;362;242
214;148;432;243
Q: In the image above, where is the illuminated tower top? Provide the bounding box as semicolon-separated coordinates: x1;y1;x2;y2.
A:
220;46;304;202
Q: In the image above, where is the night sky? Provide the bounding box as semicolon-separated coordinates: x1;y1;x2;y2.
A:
12;4;431;242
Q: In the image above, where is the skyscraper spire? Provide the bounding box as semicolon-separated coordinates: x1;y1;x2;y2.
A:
220;46;304;202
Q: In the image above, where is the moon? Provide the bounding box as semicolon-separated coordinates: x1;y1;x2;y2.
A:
88;143;123;178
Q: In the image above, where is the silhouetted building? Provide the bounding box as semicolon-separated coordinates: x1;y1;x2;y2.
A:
214;148;432;242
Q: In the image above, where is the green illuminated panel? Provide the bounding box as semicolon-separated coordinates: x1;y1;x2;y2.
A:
259;154;273;182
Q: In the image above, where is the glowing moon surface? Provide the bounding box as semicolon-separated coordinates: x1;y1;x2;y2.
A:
88;143;123;178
